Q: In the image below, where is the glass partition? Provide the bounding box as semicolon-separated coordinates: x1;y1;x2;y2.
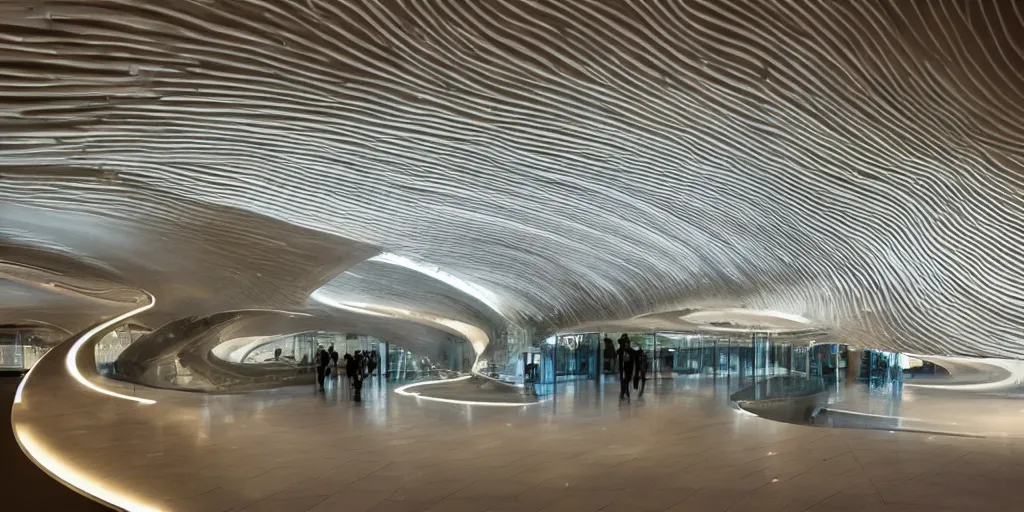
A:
535;333;600;394
0;327;65;371
653;333;715;377
536;329;840;398
95;325;149;375
554;333;599;381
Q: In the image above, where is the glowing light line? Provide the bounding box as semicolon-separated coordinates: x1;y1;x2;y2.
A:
63;292;157;404
12;361;35;405
394;376;542;407
369;253;505;318
13;426;163;512
822;408;958;425
311;294;490;354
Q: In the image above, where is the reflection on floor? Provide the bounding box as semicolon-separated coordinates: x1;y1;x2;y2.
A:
17;373;1024;511
395;375;538;405
0;375;111;511
818;383;1024;438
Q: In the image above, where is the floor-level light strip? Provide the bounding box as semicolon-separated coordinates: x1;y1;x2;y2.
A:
12;358;38;405
394;376;542;407
63;292;157;404
822;408;958;425
13;293;157;406
14;426;163;512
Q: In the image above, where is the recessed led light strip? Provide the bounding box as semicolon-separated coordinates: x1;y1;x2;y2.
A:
13;292;163;511
14;292;158;406
63;292;158;404
13;427;163;512
394;376;543;407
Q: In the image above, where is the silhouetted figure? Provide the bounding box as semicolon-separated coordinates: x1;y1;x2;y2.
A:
274;347;282;361
525;362;539;381
603;337;616;373
329;345;339;372
633;345;649;397
352;351;365;402
367;350;379;378
316;345;331;391
617;334;635;400
345;352;357;383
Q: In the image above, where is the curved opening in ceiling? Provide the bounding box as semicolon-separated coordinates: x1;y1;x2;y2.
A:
678;308;817;333
369;252;505;321
310;291;491;358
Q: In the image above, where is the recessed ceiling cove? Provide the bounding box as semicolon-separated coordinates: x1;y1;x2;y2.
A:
2;1;1024;357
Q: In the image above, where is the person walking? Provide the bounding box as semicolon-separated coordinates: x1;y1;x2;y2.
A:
316;345;331;391
367;350;379;379
633;345;649;397
358;351;369;378
344;352;356;383
352;351;365;402
329;345;339;374
617;334;635;400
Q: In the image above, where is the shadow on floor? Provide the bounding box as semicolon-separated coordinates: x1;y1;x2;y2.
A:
1;373;111;511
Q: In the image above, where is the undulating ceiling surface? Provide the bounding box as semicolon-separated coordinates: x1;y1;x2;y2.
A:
0;193;378;332
2;1;1024;357
314;260;506;335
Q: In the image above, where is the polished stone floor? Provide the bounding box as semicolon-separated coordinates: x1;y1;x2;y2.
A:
15;369;1024;512
0;375;111;511
820;383;1024;438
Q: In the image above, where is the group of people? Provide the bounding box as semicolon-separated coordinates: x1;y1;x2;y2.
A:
613;334;649;400
315;345;380;399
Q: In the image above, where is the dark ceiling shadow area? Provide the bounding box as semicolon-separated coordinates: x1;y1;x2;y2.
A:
0;374;111;511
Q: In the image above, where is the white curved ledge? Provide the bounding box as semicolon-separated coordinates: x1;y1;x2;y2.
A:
11;292;166;511
394;376;543;407
13;425;163;512
63;292;157;405
15;293;156;406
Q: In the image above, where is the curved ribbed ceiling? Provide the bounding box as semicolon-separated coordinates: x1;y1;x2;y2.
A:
3;1;1024;357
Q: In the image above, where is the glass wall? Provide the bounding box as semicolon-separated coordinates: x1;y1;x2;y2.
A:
318;333;374;358
242;332;318;364
0;327;65;371
553;333;599;381
386;335;471;381
387;344;422;381
203;329;472;383
488;324;533;383
95;325;149;375
540;330;835;394
653;333;715;376
533;333;600;394
856;349;903;391
792;345;810;374
646;333;758;384
386;337;470;381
